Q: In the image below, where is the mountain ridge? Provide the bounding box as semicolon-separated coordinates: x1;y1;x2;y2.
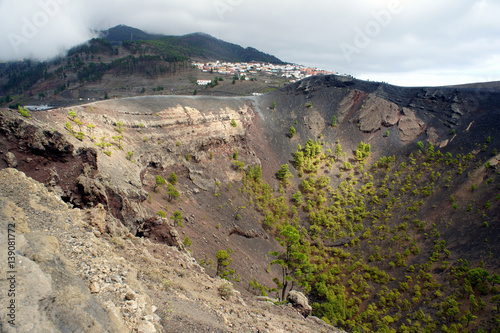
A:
101;24;284;64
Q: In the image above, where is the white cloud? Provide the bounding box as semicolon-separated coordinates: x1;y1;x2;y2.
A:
0;0;498;86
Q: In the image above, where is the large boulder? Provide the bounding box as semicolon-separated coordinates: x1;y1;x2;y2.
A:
139;216;184;249
287;290;312;318
3;152;17;167
76;174;108;207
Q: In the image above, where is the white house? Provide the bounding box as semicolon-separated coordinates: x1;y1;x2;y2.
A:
197;79;212;86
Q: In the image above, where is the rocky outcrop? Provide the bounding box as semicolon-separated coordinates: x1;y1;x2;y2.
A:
398;108;426;143
0;112;73;157
76;173;109;206
356;94;400;133
3;151;17;167
0;168;132;332
229;226;269;240
187;165;216;192
84;203;128;237
425;127;452;148
485;153;500;169
337;90;365;123
303;109;326;138
296;74;355;94
287;290;312;318
138;216;184;249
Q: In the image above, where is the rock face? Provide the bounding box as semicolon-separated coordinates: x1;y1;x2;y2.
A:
76;173;109;206
0;112;73;156
7;97;259;229
398;108;426;143
303;109;326;138
337;90;365;123
356;94;400;133
287;290;312;318
0;168;129;333
0;110;103;211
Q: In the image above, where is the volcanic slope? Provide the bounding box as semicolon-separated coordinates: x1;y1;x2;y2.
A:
245;75;500;332
1;75;499;332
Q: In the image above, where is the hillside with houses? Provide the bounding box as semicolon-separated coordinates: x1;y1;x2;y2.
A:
193;61;341;83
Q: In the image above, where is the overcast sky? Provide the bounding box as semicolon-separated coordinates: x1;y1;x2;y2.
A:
0;0;499;87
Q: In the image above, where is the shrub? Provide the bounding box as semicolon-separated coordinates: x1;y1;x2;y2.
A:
218;282;234;299
157;210;166;218
171;210;183;226
167;183;180;201
169;172;178;185
216;250;235;280
288;126;296;138
230;119;237;127
18;106;31;118
343;161;353;170
276;164;293;185
183;236;192;247
65;122;74;134
75;132;85;141
156;175;166;186
112;135;123;149
233;160;245;170
162;279;171;290
249;278;272;296
68;110;77;120
126;151;134;161
292;191;303;205
114;121;124;134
